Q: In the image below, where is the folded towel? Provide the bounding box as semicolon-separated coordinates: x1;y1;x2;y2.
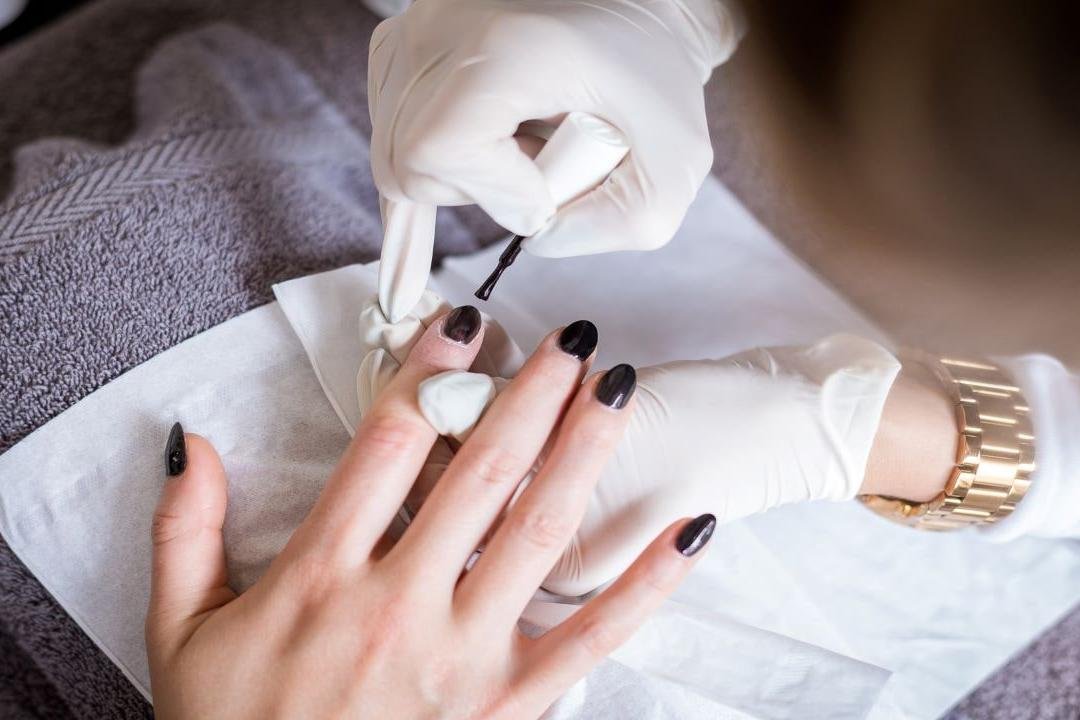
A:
0;4;489;716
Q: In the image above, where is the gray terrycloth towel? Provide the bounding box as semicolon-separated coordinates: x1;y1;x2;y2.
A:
0;0;1076;718
0;3;494;717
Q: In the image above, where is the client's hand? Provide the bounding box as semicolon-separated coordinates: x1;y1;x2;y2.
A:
146;307;714;720
413;333;934;597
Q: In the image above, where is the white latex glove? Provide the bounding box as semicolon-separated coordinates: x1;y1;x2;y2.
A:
367;0;743;294
419;334;901;597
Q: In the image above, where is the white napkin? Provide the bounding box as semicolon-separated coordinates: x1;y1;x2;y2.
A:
274;259;891;719
0;268;885;720
1;176;1078;718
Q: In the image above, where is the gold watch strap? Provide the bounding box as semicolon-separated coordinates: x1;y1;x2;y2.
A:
860;354;1035;531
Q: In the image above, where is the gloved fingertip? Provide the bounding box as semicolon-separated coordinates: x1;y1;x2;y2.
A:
523;218;611;258
521;230;566;258
489;203;555;239
380;282;424;325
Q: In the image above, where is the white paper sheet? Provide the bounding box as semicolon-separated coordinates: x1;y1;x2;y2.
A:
0;272;886;720
1;176;1078;718
274;259;892;720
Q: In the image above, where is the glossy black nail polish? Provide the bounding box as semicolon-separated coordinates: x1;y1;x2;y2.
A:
675;513;716;557
595;363;636;409
165;422;187;477
442;305;481;345
558;320;598;361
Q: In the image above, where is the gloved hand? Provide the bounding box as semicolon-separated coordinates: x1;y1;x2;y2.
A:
418;334;901;597
546;335;901;595
368;0;743;270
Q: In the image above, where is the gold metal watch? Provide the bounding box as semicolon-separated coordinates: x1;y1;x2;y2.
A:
860;353;1035;531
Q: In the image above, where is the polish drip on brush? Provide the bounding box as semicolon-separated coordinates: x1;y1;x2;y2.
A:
474;112;629;301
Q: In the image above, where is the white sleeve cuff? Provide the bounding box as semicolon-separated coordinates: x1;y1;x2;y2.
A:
980;354;1080;542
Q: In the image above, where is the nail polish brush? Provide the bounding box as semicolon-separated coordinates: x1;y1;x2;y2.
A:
474;112;629;301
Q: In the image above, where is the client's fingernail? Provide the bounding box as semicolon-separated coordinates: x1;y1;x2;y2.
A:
165;422;187;477
595;363;636;409
558;320;598;361
442;305;481;345
675;513;716;557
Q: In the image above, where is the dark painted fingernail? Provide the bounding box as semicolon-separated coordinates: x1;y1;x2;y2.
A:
558;320;598;361
165;422;187;477
442;305;481;345
676;513;716;557
595;363;636;409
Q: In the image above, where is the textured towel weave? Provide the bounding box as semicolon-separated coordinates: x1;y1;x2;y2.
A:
0;3;491;717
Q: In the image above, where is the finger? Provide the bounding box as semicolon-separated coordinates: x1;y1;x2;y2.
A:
357;347;400;420
388;321;599;581
372;315;526;537
366;15;398;115
403;437;456;525
377;196;437;323
291;306;485;567
359;289;452;367
367;14;408;200
523;116;713;257
514;515;716;708
147;425;236;661
369;437;458;563
472;309;527;378
456;365;636;625
390;61;558;235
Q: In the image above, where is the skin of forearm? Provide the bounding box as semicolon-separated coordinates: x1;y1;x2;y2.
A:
860;360;956;502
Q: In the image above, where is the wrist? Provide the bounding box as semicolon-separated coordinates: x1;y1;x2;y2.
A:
860;360;956;502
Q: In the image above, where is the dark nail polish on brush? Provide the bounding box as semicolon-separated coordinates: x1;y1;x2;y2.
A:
596;363;636;409
443;305;481;345
165;422;187;477
475;235;525;301
558;320;598;361
676;513;716;557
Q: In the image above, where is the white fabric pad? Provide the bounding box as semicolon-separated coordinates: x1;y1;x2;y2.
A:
1;176;1079;718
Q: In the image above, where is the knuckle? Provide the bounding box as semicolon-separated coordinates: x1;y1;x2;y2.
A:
694;143;715;179
633;213;677;251
464;443;527;488
357;597;411;659
680;128;714;181
637;561;678;597
150;510;188;548
508;506;574;552
574;616;622;659
281;554;344;602
479;11;578;52
621;204;675;251
573;423;620;454
359;412;428;458
533;352;578;385
399;132;446;176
